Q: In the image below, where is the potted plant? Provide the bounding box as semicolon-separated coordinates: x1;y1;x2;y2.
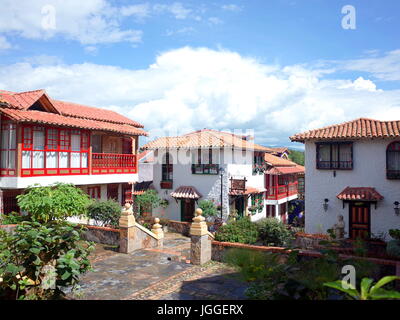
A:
198;200;219;222
135;190;161;218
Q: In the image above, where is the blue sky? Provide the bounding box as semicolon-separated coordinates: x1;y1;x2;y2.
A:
0;0;399;148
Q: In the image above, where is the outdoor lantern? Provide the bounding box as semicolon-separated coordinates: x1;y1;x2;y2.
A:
323;198;329;212
394;201;400;216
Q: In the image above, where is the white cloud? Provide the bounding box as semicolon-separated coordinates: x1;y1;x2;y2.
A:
221;4;242;12
0;0;143;45
208;17;223;25
153;2;192;20
0;36;12;50
0;47;399;146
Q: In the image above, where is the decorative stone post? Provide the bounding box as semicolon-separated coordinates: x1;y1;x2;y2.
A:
119;203;136;253
151;218;164;247
190;208;212;265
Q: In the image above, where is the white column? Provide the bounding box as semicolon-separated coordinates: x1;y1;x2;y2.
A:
275;204;279;221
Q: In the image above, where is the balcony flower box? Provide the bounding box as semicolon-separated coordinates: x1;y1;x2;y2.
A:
160;181;173;189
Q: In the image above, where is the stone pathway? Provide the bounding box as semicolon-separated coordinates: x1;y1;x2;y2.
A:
67;233;248;300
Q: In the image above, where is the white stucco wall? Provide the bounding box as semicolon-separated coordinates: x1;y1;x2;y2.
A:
151;148;268;221
138;163;153;182
305;139;400;239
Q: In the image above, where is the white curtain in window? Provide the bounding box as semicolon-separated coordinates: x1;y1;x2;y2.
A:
59;152;69;168
71;133;81;151
33;130;45;150
318;145;330;161
22;151;31;168
81;153;88;168
33;151;44;168
1;130;9;149
388;152;400;170
201;149;210;164
1;151;8;168
340;144;352;162
71;152;80;168
9;129;16;149
46;152;58;168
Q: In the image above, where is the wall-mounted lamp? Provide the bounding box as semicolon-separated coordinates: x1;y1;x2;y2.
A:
323;198;329;212
394;201;400;216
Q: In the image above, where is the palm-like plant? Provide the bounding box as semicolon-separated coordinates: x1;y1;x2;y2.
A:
324;276;400;300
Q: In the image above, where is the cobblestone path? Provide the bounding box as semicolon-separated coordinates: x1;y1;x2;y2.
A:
67;233;248;300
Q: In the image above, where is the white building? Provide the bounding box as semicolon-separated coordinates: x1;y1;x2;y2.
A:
0;89;147;213
142;129;304;222
291;118;400;240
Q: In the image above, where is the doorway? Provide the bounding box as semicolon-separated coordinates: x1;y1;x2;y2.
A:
181;199;195;222
349;202;371;240
235;196;245;218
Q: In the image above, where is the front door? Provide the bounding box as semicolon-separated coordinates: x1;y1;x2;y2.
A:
349;202;371;240
181;199;195;222
235;196;245;218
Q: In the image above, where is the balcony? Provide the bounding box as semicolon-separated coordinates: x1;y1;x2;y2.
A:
266;182;298;200
191;164;220;175
91;153;137;174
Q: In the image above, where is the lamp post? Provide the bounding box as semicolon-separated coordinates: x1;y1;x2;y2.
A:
323;198;329;212
219;167;225;219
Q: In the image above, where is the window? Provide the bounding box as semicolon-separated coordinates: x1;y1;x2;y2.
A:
387;141;400;179
0;121;16;172
87;186;101;199
162;152;173;181
191;148;219;174
21;125;89;174
316;142;353;169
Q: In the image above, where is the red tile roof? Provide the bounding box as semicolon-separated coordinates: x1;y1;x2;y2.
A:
0;107;147;136
143;129;272;152
290;118;400;142
337;187;384;201
0;89;146;136
265;165;305;175
264;153;298;166
138;150;155;163
170;186;202;199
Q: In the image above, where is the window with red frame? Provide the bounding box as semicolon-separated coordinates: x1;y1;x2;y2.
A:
0;121;16;172
21;125;89;171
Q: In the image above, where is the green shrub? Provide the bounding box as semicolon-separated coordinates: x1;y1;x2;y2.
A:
389;229;400;240
16;183;91;223
215;218;258;244
0;221;93;300
87;199;121;227
198;200;218;219
387;240;400;258
0;212;30;225
256;218;295;246
135;190;161;215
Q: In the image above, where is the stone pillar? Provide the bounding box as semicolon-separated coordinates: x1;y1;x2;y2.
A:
190;208;212;265
151;218;164;247
119;203;136;253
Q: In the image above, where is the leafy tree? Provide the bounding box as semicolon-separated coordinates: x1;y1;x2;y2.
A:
135;190;161;215
16;183;91;223
288;149;305;166
215;217;259;244
256;218;295;246
198;200;219;219
87;199;121;227
324;276;400;300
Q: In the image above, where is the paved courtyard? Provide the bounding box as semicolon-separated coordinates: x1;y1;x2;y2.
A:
67;233;248;300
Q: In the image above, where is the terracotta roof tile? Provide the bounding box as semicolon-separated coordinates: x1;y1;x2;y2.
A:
290;118;400;142
171;186;202;199
265;165;305;175
0;108;147;136
143;129;272;152
337;187;384;201
0;89;146;136
264;153;298;166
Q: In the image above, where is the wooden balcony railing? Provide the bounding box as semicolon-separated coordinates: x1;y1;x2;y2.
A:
91;153;137;174
266;182;298;200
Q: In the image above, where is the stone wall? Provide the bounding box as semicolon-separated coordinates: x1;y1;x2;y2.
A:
81;225;120;246
167;220;191;236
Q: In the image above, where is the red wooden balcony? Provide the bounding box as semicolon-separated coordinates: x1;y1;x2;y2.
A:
91;153;137;174
266;181;298;200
